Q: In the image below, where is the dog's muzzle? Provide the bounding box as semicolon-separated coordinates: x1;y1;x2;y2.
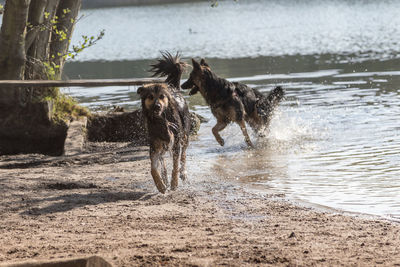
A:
153;103;162;114
181;80;193;89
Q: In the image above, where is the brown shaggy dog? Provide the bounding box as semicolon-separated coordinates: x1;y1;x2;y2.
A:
181;58;284;147
137;53;190;193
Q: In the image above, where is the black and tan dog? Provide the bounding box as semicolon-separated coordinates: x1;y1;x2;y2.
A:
181;58;284;147
137;52;190;193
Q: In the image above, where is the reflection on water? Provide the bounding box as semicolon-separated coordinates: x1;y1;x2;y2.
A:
63;0;400;220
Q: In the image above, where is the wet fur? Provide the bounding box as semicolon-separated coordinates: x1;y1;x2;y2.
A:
182;58;284;147
138;52;190;193
149;51;189;89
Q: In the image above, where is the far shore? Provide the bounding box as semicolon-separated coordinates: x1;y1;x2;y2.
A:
82;0;209;9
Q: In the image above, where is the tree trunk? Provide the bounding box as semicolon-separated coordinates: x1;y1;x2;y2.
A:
0;0;30;107
25;0;52;81
50;0;82;79
25;0;60;100
25;0;47;54
0;0;82;155
34;0;60;65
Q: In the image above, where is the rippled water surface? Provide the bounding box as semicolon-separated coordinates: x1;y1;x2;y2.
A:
72;0;400;61
64;0;400;220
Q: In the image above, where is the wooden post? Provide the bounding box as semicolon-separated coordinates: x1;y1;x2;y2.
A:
0;78;164;88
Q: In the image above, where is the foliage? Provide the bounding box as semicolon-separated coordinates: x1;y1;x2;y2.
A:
48;90;90;123
27;9;105;80
31;86;89;123
67;30;105;60
40;29;105;80
211;0;238;7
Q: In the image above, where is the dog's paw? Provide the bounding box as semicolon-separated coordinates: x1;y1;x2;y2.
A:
180;172;187;181
170;183;178;191
218;138;225;146
258;132;266;138
215;136;225;146
162;177;169;187
157;184;167;194
245;139;255;148
247;142;255;149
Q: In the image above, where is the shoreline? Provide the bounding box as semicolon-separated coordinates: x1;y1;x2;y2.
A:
1;142;400;266
81;0;209;9
249;186;400;225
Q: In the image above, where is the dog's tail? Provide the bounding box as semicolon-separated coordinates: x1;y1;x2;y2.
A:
256;86;285;118
149;51;188;89
266;86;285;108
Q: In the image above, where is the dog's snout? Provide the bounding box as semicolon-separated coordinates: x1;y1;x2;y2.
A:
153;100;162;112
181;80;192;89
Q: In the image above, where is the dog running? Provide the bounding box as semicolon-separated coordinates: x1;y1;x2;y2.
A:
137;52;190;193
181;58;285;148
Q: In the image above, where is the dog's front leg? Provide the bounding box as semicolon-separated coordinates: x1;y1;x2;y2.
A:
150;151;167;194
179;135;189;181
159;157;168;187
212;121;228;146
170;144;181;190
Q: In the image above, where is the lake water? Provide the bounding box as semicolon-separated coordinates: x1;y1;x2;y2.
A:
64;0;400;220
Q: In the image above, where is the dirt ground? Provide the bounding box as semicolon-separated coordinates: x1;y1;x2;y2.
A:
1;142;400;266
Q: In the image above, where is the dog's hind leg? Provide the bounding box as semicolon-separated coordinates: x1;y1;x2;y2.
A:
238;120;254;148
170;144;181;190
150;151;167;194
179;135;189;181
212;120;228;146
247;115;266;138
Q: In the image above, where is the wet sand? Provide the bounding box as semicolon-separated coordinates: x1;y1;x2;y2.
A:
1;143;400;266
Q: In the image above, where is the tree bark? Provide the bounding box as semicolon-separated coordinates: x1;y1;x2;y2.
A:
25;0;60;81
0;0;30;106
50;0;82;79
25;0;47;53
36;0;60;63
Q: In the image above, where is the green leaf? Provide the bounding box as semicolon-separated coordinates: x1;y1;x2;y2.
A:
211;1;218;7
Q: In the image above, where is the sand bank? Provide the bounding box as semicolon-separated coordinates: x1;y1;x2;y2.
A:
1;143;399;266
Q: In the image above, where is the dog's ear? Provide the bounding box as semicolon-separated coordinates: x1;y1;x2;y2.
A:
200;58;210;68
192;58;201;70
137;86;145;96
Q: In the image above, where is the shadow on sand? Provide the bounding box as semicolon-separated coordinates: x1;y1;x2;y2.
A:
19;189;157;216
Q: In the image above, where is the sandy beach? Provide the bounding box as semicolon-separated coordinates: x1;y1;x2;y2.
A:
1;142;400;266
